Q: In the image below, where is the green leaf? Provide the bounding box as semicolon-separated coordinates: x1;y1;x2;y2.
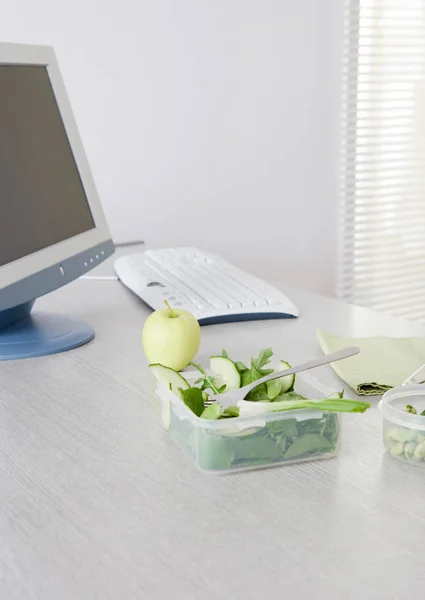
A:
251;348;274;375
241;366;264;388
241;369;255;387
278;436;290;453
279;418;299;438
189;361;221;395
221;349;229;358
197;435;239;470
201;403;222;420
180;387;205;417
319;413;339;443
243;397;371;415
245;384;270;402
284;434;332;459
196;402;341;470
235;360;248;373
239;349;275;400
421;410;425;417
236;433;283;461
266;379;282;400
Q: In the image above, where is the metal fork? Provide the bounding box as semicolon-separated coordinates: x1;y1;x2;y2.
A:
209;346;360;408
402;364;425;386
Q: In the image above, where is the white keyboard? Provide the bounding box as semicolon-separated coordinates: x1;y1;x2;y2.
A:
114;248;299;324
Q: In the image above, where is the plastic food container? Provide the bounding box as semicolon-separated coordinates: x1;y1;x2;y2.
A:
379;384;425;466
156;372;341;474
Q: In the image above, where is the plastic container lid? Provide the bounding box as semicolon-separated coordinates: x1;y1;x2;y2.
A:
379;384;425;430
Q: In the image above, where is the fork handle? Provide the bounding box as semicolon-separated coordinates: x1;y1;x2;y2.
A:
242;346;360;396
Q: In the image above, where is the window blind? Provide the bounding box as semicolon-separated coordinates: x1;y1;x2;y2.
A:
338;0;425;321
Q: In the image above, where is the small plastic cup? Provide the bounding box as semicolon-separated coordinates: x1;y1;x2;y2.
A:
379;384;425;466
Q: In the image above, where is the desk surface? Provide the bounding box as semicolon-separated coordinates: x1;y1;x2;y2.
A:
1;254;425;600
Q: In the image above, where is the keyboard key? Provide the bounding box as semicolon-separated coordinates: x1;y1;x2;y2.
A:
242;299;255;308
254;298;269;308
269;298;283;306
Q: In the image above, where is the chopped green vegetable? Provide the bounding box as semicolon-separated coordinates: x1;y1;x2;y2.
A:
239;396;371;417
271;391;307;403
389;440;405;457
236;434;284;462
244;385;270;402
385;426;416;443
404;404;425;416
251;348;274;376
404;441;417;460
266;360;295;399
180;387;205;417
221;406;240;418
189;361;223;395
384;425;425;464
266;378;282;400
241;348;274;399
196;433;238;470
201;403;222;420
155;347;372;471
149;364;190;399
284;434;332;459
221;349;249;374
415;443;425;459
193;412;340;471
210;356;241;391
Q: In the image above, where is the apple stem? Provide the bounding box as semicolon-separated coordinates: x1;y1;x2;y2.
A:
164;300;177;318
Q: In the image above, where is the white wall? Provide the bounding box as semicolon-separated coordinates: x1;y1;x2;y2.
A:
0;1;344;295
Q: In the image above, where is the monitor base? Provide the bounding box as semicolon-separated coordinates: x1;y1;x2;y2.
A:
0;309;94;360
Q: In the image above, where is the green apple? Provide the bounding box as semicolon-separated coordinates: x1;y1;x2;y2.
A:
142;302;201;371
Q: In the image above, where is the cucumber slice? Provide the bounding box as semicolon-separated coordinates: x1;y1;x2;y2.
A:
149;363;190;399
200;403;222;420
266;379;282;400
278;361;295;392
210;356;241;391
266;360;295;399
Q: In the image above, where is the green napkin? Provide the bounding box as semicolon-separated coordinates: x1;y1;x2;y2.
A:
317;329;425;396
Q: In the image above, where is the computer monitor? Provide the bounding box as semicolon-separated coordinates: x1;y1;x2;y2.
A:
0;43;114;360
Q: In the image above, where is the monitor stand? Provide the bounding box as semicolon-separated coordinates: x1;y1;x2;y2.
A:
0;301;94;360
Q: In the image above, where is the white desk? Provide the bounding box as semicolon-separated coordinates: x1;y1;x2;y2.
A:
1;257;425;600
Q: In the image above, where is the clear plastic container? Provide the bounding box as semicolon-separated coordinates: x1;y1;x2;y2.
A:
156;372;341;474
379;384;425;466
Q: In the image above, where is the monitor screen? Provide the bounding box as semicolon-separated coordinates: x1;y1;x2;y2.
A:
0;65;95;268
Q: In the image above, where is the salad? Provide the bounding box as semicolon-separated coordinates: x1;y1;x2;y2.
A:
149;348;371;472
150;347;370;419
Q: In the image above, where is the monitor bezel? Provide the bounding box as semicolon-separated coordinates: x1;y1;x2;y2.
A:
0;42;112;290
